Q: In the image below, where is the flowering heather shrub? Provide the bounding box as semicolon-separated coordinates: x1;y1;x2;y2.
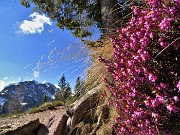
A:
100;0;180;134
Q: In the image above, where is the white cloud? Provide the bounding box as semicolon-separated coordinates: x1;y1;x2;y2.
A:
18;12;52;34
17;77;22;81
0;80;5;91
2;77;9;80
33;71;40;78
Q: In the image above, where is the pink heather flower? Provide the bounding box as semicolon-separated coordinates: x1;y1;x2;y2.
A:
130;42;135;49
134;111;142;116
156;94;164;103
136;31;143;38
135;68;141;74
122;71;126;76
144;100;150;107
173;96;179;102
177;80;180;91
140;37;149;47
138;17;144;25
115;117;119;123
160;41;168;47
145;119;150;126
133;55;140;61
158;37;164;42
148;73;157;82
137;123;143;128
160;82;168;88
143;68;147;73
159;18;171;30
152;112;159;118
144;21;151;30
105;65;111;71
168;71;174;75
128;60;133;66
124;120;130;125
124;42;130;48
114;62;119;68
132;6;139;15
167;7;177;16
149;32;153;38
132;100;136;106
146;96;151;100
151;99;159;107
173;43;179;50
166;104;178;113
120;127;126;132
175;0;180;5
140;51;149;61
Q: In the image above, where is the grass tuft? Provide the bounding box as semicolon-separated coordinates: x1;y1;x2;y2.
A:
27;101;64;114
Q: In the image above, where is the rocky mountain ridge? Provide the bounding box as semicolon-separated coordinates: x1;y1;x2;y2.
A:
0;80;58;114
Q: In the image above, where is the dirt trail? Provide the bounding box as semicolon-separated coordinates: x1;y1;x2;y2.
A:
0;106;68;135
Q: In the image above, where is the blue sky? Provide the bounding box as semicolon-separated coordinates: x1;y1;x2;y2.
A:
0;0;93;90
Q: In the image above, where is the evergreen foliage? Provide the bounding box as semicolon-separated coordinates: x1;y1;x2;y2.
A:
74;76;82;97
64;83;72;100
42;94;48;103
20;0;140;37
58;74;67;90
56;74;72;101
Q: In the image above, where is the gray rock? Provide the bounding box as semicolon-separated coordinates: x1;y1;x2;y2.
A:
0;118;40;135
38;110;68;135
67;86;100;129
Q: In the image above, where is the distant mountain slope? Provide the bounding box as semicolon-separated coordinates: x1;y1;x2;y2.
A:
0;80;58;114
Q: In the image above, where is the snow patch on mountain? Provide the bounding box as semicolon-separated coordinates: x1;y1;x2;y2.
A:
0;80;59;114
0;97;6;106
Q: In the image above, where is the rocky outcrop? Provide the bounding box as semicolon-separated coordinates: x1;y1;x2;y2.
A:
0;107;68;135
38;109;68;135
66;86;100;134
0;118;40;135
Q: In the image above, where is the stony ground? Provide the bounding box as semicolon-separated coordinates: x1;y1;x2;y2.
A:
0;106;67;134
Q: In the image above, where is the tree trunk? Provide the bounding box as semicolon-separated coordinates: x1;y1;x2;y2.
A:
100;0;120;35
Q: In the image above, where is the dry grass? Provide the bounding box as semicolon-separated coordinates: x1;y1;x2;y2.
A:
27;101;64;114
82;37;114;93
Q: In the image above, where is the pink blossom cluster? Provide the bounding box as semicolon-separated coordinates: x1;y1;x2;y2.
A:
100;0;180;134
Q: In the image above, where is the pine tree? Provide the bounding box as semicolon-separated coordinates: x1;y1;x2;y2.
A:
64;83;72;100
56;74;72;101
58;74;67;90
74;77;82;97
42;94;48;103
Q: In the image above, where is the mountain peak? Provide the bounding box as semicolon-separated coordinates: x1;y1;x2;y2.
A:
0;80;58;114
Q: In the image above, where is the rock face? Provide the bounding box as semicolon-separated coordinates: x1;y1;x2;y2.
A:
66;86;100;134
0;118;40;135
38;109;68;135
0;106;68;135
0;81;58;114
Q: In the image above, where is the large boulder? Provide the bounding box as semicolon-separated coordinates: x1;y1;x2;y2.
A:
67;86;100;130
38;109;68;135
